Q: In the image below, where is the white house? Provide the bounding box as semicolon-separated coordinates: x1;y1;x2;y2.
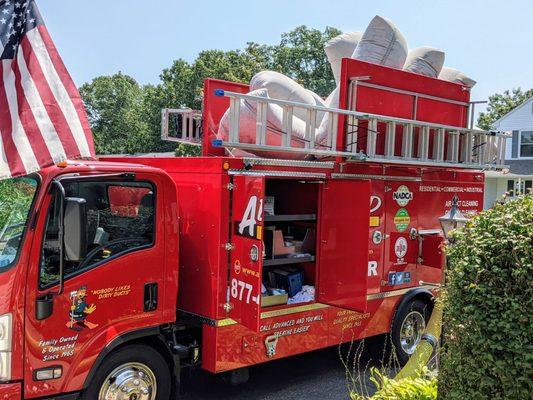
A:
484;97;533;208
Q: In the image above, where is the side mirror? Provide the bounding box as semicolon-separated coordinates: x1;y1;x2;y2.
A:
64;197;87;262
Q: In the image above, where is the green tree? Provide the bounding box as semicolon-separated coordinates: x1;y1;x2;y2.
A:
271;26;341;97
80;73;158;154
477;88;533;130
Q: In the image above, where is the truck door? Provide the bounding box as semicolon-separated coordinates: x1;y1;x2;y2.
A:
23;173;168;397
317;179;371;311
228;175;265;332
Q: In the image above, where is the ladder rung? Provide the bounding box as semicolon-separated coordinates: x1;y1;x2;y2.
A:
477;133;487;165
281;106;293;147
329;113;339;151
418;126;430;160
447;131;460;163
433;128;445;162
461;132;473;164
402;124;414;158
256;102;268;145
366;118;378;157
346;116;358;152
385;121;396;157
304;109;317;149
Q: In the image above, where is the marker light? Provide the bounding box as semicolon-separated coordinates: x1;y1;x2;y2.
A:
0;313;13;382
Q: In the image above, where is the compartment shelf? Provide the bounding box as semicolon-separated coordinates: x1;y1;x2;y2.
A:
263;255;315;267
264;214;316;222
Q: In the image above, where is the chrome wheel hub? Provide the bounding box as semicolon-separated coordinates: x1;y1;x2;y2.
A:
400;311;425;355
99;362;157;400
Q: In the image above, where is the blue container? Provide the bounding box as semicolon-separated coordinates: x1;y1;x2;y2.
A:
273;268;303;297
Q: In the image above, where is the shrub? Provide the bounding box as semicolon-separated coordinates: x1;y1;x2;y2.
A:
439;194;533;399
351;367;437;400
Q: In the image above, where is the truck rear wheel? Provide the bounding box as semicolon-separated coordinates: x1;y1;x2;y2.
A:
82;344;171;400
391;299;429;366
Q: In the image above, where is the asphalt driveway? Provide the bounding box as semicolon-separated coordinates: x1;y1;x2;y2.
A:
179;336;393;400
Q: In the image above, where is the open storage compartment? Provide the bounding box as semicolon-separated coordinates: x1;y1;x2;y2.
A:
227;174;371;332
261;179;319;309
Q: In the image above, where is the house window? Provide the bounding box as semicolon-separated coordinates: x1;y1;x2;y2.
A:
520;131;533;157
506;179;532;196
526;180;532;194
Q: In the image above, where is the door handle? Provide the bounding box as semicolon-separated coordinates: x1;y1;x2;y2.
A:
143;283;158;312
36;293;55;320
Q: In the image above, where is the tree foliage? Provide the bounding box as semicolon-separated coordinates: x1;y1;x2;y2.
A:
477;88;533;130
271;26;340;97
0;177;36;232
439;194;533;399
79;26;339;155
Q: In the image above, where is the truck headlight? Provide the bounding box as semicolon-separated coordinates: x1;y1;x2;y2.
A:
0;314;12;382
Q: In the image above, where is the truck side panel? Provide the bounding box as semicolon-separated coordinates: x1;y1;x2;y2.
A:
167;170;231;319
202;298;400;373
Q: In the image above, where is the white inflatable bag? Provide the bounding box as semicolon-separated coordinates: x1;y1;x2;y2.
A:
353;15;408;69
403;46;445;78
250;71;316;121
325;31;363;84
438;67;476;87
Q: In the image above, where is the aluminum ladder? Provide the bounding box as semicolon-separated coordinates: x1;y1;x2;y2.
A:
210;90;509;170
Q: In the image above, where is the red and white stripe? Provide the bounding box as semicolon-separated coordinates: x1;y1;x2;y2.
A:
0;25;94;180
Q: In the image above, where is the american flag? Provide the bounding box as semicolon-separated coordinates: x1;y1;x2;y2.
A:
0;0;94;180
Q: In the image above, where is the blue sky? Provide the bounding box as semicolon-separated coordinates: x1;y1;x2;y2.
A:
38;0;532;115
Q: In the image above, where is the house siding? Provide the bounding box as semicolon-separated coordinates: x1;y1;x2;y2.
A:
493;98;533;132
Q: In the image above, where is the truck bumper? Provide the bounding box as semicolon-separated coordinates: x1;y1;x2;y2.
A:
0;382;22;399
0;383;79;400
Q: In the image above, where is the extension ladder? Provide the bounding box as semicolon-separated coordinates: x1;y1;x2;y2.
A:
211;90;509;169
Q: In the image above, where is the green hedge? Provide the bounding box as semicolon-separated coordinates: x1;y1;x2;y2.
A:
439;195;533;399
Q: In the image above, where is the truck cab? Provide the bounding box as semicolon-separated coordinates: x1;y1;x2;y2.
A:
0;160;179;399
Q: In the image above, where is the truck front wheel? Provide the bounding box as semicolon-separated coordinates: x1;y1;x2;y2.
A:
82;344;172;400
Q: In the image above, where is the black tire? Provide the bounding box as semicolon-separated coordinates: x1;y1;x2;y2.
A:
81;344;172;400
390;299;430;366
221;367;250;386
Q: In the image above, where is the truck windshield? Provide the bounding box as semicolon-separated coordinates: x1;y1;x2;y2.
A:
0;176;38;269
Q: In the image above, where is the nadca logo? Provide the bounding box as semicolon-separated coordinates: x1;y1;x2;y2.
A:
393;185;413;207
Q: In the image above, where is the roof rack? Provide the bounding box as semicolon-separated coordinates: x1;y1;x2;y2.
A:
209;90;509;170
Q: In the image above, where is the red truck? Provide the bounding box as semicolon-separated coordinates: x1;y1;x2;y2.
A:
0;59;506;399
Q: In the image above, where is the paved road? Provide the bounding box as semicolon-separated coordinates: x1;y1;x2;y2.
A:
179;336;393;400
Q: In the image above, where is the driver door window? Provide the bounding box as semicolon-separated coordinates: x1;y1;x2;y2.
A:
40;180;155;288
